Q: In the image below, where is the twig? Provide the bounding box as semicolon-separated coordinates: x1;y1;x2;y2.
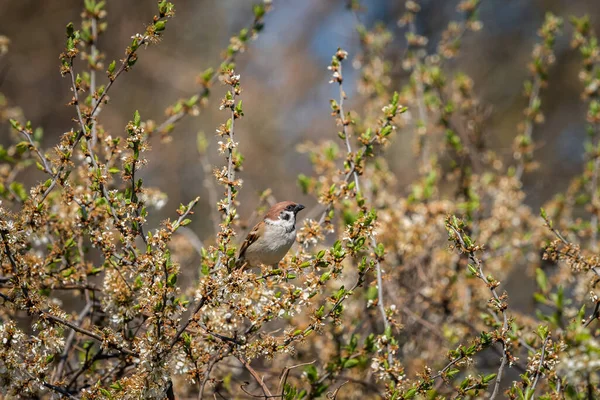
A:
331;49;394;371
542;215;600;277
515;76;542;180
169;296;207;350
448;224;510;400
90;16;98;148
283;263;372;347
15;127;53;174
327;381;350;400
527;334;549;399
68;61;143;254
236;355;273;398
170;196;201;232
41;381;78;399
43;312;136;356
0;233;136;357
431;354;467;381
90;36;149;119
226;81;237;216
199;349;231;400
38;32;153;204
153;9;270;136
52;302;93;382
335;58;360;191
278;360;315;396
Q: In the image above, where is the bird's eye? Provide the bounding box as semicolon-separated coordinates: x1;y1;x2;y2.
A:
286;205;294;211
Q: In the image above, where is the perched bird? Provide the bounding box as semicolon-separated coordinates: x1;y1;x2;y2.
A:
236;201;305;268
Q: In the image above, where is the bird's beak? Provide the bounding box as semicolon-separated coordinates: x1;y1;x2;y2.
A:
295;204;305;212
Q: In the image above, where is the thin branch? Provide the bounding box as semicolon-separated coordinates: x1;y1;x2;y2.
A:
283;263;372;347
43;312;137;356
278;360;315;396
68;62;142;255
89;36;149;119
0;233;136;357
153;9;270;136
169;296;207;350
237;355;273;398
448;224;510;400
15;127;53;174
38;32;152;204
199;349;231;400
40;381;78;399
527;334;549;399
515;76;542;181
52;302;93;382
90;16;98;148
226;83;236;216
332;49;394;371
336;60;360;191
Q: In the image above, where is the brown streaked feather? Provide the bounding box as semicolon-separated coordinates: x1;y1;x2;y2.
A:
236;220;265;267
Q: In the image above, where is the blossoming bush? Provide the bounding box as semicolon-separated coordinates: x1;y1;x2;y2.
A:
0;0;599;399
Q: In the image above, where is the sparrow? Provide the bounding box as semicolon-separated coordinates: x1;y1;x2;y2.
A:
236;201;305;268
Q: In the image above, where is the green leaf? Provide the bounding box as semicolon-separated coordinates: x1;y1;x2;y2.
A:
133;110;141;127
305;365;318;383
167;273;177;287
380;125;392;137
66;22;74;38
9;182;27;201
535;268;548;292
154;20;166;32
342;358;359;368
253;4;266;18
9;119;20;130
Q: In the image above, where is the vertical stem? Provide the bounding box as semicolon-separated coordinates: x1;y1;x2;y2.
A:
338;62;360;191
590;125;600;252
515;76;541;181
227;96;235;216
90;17;98;149
334;53;394;372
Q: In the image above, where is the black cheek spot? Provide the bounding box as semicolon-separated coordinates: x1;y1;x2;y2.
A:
281;212;290;221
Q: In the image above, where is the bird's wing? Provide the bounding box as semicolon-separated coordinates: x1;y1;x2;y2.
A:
236;220;264;267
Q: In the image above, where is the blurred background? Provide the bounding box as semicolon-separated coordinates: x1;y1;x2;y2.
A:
1;0;600;240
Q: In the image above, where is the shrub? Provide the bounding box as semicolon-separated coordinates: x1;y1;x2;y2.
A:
0;1;599;399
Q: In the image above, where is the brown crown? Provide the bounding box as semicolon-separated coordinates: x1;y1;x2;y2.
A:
264;201;298;220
